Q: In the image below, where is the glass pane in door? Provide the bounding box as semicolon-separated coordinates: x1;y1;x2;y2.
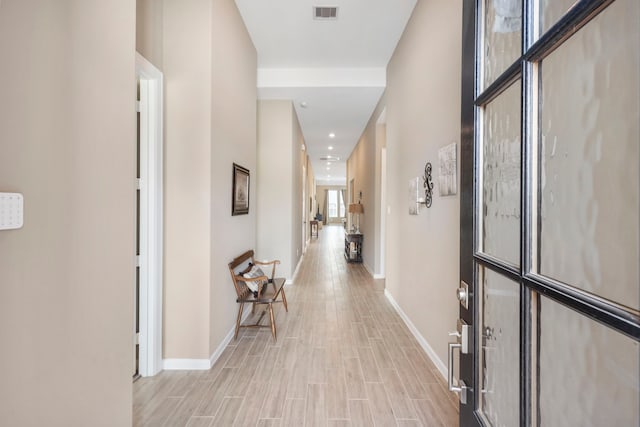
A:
481;81;521;266
538;0;579;35
478;267;520;426
482;0;522;89
539;295;640;425
538;0;640;310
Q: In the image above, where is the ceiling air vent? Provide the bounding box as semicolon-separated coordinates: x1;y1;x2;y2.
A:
313;6;338;20
320;156;340;161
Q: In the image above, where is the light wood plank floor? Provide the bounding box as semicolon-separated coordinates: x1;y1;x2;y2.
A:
134;225;459;426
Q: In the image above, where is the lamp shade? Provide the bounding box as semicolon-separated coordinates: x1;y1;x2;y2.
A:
348;203;364;214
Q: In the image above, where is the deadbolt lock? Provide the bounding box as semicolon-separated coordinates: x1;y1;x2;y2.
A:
457;281;469;309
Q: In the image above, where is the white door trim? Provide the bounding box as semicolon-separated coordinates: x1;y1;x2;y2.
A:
376;107;387;279
136;53;163;377
379;146;387;278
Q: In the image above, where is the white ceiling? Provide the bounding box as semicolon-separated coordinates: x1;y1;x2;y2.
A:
235;0;417;185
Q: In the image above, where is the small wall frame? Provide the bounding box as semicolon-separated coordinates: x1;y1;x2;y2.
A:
438;142;457;196
232;163;250;216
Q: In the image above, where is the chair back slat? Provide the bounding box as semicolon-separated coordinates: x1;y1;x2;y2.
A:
228;250;257;299
229;250;254;270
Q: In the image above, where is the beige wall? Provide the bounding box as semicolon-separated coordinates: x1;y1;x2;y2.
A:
384;0;462;366
316;185;347;224
291;107;304;269
0;1;135;425
136;0;163;66
346;101;386;274
162;0;213;360
209;0;258;355
137;0;257;360
373;116;387;275
256;100;304;279
304;155;316;246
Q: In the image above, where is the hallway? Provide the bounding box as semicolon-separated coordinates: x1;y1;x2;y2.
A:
133;225;458;426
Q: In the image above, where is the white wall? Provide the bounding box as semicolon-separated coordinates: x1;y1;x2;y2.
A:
0;0;135;425
383;0;462;367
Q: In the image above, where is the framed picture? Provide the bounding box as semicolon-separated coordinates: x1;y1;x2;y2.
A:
232;163;250;216
409;177;420;215
438;142;457;196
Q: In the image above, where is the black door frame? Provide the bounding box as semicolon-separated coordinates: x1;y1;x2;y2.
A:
459;0;640;425
459;0;479;425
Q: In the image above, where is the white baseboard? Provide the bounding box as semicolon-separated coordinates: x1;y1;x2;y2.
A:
362;260;385;280
163;306;251;371
384;289;448;381
162;357;211;370
286;252;304;285
363;262;374;277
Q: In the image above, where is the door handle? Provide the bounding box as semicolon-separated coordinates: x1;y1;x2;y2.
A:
449;319;469;353
448;342;468;404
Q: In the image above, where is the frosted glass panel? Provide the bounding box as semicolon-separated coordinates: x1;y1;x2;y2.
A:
478;267;519;426
483;0;521;89
482;81;521;265
539;296;640;426
539;0;640;310
539;0;576;35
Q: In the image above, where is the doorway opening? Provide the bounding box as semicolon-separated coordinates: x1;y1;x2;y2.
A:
375;107;387;279
135;53;164;378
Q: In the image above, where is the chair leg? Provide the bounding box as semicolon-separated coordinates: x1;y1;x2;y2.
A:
234;303;244;340
252;302;256;314
268;303;276;340
281;287;288;312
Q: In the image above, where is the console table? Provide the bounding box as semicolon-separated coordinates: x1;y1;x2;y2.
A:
344;233;363;263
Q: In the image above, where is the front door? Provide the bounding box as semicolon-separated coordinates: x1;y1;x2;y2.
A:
456;0;640;425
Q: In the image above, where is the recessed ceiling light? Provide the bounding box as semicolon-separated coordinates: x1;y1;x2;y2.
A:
328;146;333;150
326;167;330;170
329;133;335;139
300;101;308;108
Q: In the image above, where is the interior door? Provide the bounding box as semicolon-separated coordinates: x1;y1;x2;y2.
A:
456;0;640;425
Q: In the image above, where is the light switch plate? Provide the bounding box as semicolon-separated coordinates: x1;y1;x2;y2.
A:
0;193;24;230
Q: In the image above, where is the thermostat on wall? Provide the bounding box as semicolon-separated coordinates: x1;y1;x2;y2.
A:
0;193;24;230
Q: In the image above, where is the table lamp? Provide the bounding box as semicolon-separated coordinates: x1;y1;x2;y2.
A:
348;203;364;234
